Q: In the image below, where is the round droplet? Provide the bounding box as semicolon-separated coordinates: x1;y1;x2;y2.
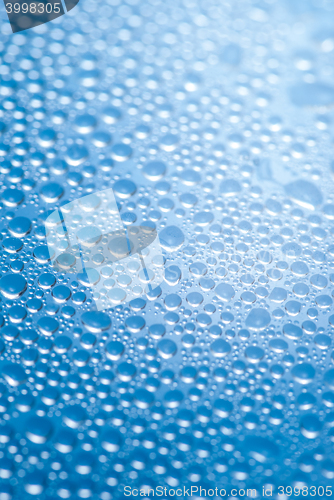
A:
26;416;52;444
2;363;26;386
159;226;184;251
40;183;64;203
65;144;89;166
8;216;31;237
210;339;231;358
157;339;177;359
245;308;271;331
106;341;124;360
292;363;315;384
245;346;265;363
0;274;27;299
142;161;166;181
108;288;127;304
283;324;302;340
125;316;145;333
220;178;242;196
300;414;322;439
1;188;24;207
74;114;97;134
52;285;71;303
76;226;102;248
111;143;132;161
215;283;235;302
113;179;137;199
101;428;121;452
108;235;134;259
285;180;323;210
81;312;111;333
102;106;121;124
213;398;233;417
62;406;87;429
37;317;59;336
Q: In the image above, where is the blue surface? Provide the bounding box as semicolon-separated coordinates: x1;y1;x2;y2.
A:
1;0;334;498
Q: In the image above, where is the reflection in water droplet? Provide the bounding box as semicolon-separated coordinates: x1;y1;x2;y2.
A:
40;182;64;203
159;226;184;251
285;180;323;211
246;308;271;330
0;274;27;299
1;3;334;493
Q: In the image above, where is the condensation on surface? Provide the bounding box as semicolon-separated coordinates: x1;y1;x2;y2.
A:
0;0;334;497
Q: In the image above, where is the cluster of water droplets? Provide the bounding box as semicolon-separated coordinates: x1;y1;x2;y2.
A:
1;0;334;497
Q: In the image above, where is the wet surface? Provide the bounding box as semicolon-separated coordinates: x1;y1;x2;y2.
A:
1;0;334;497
